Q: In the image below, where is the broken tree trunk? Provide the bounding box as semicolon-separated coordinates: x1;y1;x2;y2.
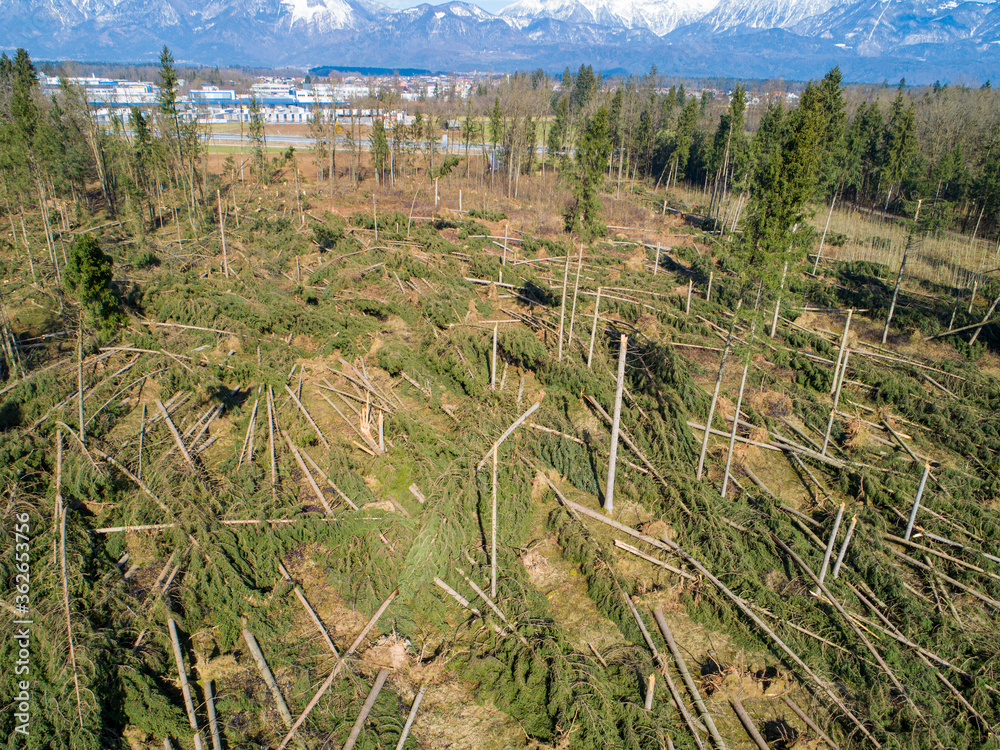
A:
830;310;853;397
138;404;146;480
555;495;879;747
697;304;741;480
812;195;837;275
283;431;334;515
832;515;857;580
342;669;391;750
567;244;584;353
904;463;931;541
458;568;531;647
783;697;841;750
300;446;359;510
58;431;85;729
969;291;1000;346
77;326;85;446
476;399;542;470
730;698;768;750
587;287;602;369
605;334;628;514
557;247;571;360
277;590;398;750
238;397;259;469
157;399;194;469
267;387;277;495
769;261;788;339
491;324;498;390
284;383;330;450
654;610;728;750
278;559;340;656
168;619;205;750
395;686;427;750
218;189;229;277
583;395;690;515
491;449;498;598
206;680;222;750
614;539;695;581
721;363;749;498
882;235;913;344
822;349;851;456
817;503;845;585
773;534;920;714
242;629;297;732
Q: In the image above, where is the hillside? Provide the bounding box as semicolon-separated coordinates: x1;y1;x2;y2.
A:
2;134;1000;750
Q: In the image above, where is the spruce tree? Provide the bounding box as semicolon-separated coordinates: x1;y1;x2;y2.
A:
157;46;182;147
64;234;124;332
371;117;389;184
248;94;267;181
566;106;612;239
668;97;699;186
740;82;827;289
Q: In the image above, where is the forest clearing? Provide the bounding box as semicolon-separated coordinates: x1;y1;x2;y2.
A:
2;50;1000;750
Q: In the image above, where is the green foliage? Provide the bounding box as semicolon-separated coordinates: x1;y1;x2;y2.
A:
467;207;508;222
63;234;125;332
738;82;827;289
436;154;462;178
376;339;411;377
566;107;613;240
129;247;159;269
312;216;347;250
248;94;266;180
371;118;389;183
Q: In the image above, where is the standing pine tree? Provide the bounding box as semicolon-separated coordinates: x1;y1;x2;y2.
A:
489;96;503;180
371;117;389;184
571;64;597;113
881;85;917;218
548;97;570;167
667;97;699;188
248;94;267;181
814;66;848;200
64;234;124;332
157;46;183;166
739;82;828;291
566;107;612;239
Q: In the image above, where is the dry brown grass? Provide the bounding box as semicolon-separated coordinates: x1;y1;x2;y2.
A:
748;389;793;418
843;415;871;452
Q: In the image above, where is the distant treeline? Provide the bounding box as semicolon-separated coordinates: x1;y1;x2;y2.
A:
3;47;1000;285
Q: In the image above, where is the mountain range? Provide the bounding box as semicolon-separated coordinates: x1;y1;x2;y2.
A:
3;0;998;82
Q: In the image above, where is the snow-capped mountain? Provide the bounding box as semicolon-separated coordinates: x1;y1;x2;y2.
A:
0;0;998;83
696;0;852;32
793;0;998;52
501;0;715;35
